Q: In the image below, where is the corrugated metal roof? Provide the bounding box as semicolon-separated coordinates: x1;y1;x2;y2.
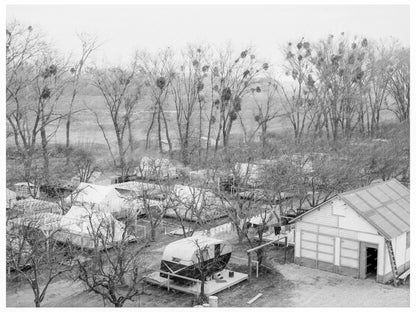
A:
339;179;409;239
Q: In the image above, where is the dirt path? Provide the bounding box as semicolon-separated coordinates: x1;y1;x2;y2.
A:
274;263;409;307
7;262;408;308
6;232;409;308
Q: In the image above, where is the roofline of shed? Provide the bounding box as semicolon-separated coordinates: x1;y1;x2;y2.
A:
289;194;339;224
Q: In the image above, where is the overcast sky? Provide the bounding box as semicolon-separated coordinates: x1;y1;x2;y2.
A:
7;5;410;69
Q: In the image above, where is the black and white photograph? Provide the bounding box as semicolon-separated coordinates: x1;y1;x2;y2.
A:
3;1;412;309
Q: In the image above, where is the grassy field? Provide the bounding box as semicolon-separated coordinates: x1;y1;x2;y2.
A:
11;89;291;150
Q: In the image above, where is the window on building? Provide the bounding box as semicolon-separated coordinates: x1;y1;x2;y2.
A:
406;231;410;249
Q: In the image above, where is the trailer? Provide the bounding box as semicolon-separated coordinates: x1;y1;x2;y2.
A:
159;236;232;284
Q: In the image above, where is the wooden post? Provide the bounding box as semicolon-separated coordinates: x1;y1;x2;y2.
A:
247;252;252;282
167;274;170;292
284;236;288;264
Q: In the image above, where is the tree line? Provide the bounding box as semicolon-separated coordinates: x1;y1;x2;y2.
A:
7;21;409;185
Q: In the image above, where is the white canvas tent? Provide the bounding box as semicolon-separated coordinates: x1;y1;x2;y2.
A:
59;206;127;246
65;182;139;217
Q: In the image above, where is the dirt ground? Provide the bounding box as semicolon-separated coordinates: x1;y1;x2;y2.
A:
6;231;410;308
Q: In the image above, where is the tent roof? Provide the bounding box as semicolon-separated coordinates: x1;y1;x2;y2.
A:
60;205;124;232
69;183;119;204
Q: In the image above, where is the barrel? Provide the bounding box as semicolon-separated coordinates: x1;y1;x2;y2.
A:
209;296;218;307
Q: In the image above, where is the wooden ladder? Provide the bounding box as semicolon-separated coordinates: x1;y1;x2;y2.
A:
386;240;399;286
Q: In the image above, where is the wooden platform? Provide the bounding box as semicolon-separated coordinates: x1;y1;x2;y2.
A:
145;269;248;296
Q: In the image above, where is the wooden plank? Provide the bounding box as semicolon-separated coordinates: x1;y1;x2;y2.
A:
399;268;410;280
247;293;263;304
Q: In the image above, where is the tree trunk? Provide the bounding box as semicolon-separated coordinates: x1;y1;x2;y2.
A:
256;248;264;267
157;109;162;153
40;125;49;181
145;109;157;150
65;115;71;165
150;226;156;242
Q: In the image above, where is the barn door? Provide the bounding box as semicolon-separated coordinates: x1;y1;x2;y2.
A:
359;242;378;279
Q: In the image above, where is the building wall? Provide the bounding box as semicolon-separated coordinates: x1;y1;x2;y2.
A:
294;198;391;280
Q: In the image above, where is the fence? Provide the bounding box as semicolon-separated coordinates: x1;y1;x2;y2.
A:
192;215;295;244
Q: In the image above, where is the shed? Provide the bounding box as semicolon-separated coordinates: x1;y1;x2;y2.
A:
291;179;409;284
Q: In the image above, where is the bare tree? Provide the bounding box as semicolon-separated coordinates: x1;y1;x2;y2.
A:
191;239;228;304
166;184;210;238
171;46;208;165
7;220;73;307
207;46;268;149
279;39;319;144
88;55;141;180
245;78;282;151
74;208;148;307
6;22;64;182
386;47;409;122
125;181;168;241
139;49;175;154
65;33;100;165
35;54;68;179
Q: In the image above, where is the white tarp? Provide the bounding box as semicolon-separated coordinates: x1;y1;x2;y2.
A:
60;206;126;242
65;183;132;215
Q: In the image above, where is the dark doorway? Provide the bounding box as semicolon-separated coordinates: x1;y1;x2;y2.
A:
366;247;378;278
215;244;221;258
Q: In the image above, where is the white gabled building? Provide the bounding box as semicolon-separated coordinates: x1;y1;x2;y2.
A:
291;179;409;284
